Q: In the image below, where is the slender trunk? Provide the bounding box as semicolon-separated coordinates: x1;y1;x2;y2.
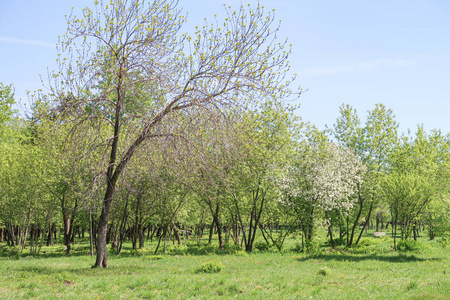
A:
326;212;335;249
163;225;171;254
5;226;11;246
356;201;374;245
63;210;71;255
22;213;31;249
9;219;16;248
154;226;164;254
240;227;246;249
117;196;129;255
393;216;398;250
233;217;239;245
146;225;151;241
208;220;214;244
215;220;223;250
196;224;203;244
224;223;230;244
173;224;182;245
139;226;145;248
259;224;270;245
39;208;52;253
50;224;54;246
132;224;138;250
348;197;363;247
150;226;157;243
17;225;22;251
245;209;255;252
30;224;35;251
307;208;315;244
346;216;349;246
89;208;95;256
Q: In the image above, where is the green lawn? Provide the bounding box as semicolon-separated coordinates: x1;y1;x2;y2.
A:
1;233;450;299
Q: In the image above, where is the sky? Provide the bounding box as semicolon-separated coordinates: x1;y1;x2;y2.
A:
0;0;449;134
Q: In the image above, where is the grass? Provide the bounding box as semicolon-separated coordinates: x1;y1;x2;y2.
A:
0;230;450;299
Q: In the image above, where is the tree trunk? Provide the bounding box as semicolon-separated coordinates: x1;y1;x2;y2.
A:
413;221;417;241
9;219;16;248
213;216;224;250
139;226;145;248
356;201;374;245
208;220;214;244
348;188;364;247
63;210;71;255
22;213;31;250
393;216;398;250
95;178;117;267
259;224;269;245
89;208;95;256
29;224;35;250
173;224;182;245
325;212;335;249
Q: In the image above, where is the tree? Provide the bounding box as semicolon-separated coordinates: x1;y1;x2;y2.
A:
386;126;450;247
226;102;299;252
381;172;433;249
330;103;399;246
34;120;102;254
279;127;366;249
47;0;296;267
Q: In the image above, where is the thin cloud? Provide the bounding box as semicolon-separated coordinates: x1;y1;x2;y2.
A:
0;36;54;48
308;58;417;76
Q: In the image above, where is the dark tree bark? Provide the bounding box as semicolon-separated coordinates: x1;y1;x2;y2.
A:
208;220;214;244
89;208;95;256
173;223;182;245
356;201;374;245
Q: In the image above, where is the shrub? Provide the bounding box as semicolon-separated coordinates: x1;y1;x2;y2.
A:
234;250;248;257
397;240;425;252
166;244;188;254
318;267;330;276
222;243;241;253
292;242;303;252
306;240;322;257
357;237;376;247
325;238;346;247
195;260;224;273
345;237;389;255
254;241;270;252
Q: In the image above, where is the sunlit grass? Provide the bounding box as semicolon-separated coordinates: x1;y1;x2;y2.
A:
0;231;449;299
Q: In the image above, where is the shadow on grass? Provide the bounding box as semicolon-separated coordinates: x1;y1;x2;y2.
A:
108;243;243;258
14;263;149;278
0;247;95;260
0;241;244;261
296;253;441;263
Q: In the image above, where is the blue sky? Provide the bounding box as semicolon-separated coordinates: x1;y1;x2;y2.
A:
0;0;449;134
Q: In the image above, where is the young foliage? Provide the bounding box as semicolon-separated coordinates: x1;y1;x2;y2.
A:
45;0;297;267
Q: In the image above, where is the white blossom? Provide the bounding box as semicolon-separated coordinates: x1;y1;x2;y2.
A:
279;142;366;213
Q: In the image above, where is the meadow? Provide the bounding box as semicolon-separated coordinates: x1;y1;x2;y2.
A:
0;231;449;299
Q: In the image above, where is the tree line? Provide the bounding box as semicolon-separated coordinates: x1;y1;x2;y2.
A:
2;80;450;258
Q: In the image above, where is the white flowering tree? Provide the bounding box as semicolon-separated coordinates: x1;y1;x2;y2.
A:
279;130;366;249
